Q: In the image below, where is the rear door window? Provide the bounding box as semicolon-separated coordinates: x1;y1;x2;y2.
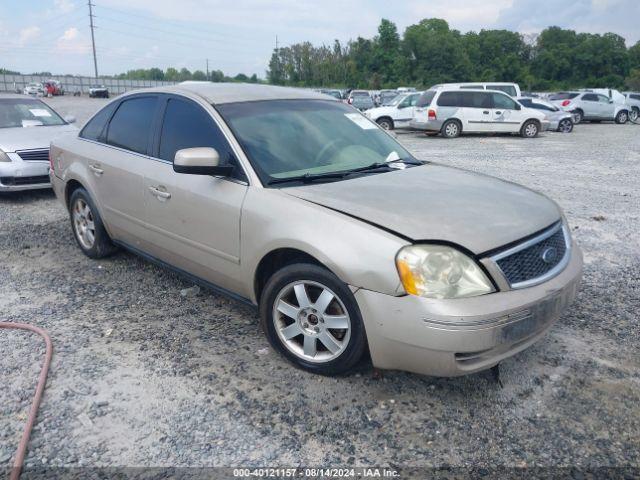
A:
436;92;462;107
106;96;158;154
631;94;640;101
461;92;492;109
159;97;246;181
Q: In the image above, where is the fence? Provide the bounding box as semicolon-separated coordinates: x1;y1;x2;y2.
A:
0;74;177;95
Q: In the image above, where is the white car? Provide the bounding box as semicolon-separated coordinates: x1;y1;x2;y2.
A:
411;88;549;138
23;82;44;96
0;95;77;191
364;92;422;130
548;91;630;124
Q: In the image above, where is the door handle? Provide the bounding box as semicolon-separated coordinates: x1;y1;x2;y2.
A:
483;111;490;114
148;186;171;199
495;111;503;115
89;164;104;176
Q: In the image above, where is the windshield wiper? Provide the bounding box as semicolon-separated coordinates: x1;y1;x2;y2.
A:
267;159;424;186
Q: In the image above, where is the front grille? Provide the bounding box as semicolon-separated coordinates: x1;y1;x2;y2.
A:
0;175;50;186
493;223;569;288
17;148;49;162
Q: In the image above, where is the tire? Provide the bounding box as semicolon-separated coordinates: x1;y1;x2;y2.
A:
259;263;367;375
376;117;393;130
615;110;628;124
557;118;573;133
520;120;539;138
69;188;117;259
631;107;639;123
441;119;461;138
572;109;584;124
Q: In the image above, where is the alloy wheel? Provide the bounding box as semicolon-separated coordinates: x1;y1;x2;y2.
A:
72;198;96;249
559;119;573;133
272;281;351;363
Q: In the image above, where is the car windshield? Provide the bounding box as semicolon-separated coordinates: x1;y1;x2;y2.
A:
0;99;66;128
217;100;416;185
352;96;374;107
385;94;405;106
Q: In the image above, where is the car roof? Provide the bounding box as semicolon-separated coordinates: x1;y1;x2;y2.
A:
135;82;337;105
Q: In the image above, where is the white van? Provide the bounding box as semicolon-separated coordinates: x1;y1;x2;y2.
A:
431;82;521;98
411;87;548;138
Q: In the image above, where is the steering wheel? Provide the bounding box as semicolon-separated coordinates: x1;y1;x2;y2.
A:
315;138;348;165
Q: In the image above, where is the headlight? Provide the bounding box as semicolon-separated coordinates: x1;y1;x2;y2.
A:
396;245;494;299
0;151;11;162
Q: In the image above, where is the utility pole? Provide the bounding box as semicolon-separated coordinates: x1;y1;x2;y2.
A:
206;58;209;81
88;1;98;78
275;35;278;51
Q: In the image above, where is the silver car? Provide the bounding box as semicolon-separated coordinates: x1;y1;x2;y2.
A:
549;91;630;124
49;83;583;377
0;95;77;191
517;97;574;133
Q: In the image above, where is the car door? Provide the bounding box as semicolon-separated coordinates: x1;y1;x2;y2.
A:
142;95;249;292
596;94;615;118
459;91;493;132
490;92;522;132
393;93;420;127
580;94;600;118
89;95;160;246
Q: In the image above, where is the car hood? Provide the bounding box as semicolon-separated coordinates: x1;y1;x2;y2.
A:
366;106;397;117
284;164;561;254
0;124;78;152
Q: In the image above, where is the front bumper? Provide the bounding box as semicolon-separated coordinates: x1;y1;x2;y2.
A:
0;152;51;192
355;241;583;377
540;120;551;131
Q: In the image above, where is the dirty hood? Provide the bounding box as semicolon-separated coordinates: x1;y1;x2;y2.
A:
0;124;78;152
285;164;561;254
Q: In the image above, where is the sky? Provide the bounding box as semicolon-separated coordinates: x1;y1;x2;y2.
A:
0;0;638;78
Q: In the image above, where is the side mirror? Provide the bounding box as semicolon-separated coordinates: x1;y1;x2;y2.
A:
609;99;614;104
173;147;233;176
515;103;522;110
64;115;76;123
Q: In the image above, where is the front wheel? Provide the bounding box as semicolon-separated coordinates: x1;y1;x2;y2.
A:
615;110;628;124
376;117;393;130
260;264;367;375
557;118;573;133
69;188;117;259
520;120;539;138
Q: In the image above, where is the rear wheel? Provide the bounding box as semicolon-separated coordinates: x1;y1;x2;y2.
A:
520;120;539;138
260;263;367;375
441;119;461;139
572;109;584;124
558;118;573;133
69;188;117;259
615;110;628;124
376;117;393;130
630;107;639;122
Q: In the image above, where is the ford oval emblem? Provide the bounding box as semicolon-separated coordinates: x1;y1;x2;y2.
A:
541;247;558;264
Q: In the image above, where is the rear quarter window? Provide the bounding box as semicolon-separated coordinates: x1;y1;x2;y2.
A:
416;90;436;107
80;102;117;142
488;85;517;97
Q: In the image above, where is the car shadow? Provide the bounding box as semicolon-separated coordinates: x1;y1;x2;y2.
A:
0;188;56;204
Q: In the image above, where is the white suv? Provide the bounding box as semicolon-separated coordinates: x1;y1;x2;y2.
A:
364;92;422;130
548;91;630;124
411;88;549;138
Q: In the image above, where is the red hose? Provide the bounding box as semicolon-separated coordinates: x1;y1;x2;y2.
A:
0;322;53;480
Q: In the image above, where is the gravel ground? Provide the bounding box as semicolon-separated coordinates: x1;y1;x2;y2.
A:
1;96;639;475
